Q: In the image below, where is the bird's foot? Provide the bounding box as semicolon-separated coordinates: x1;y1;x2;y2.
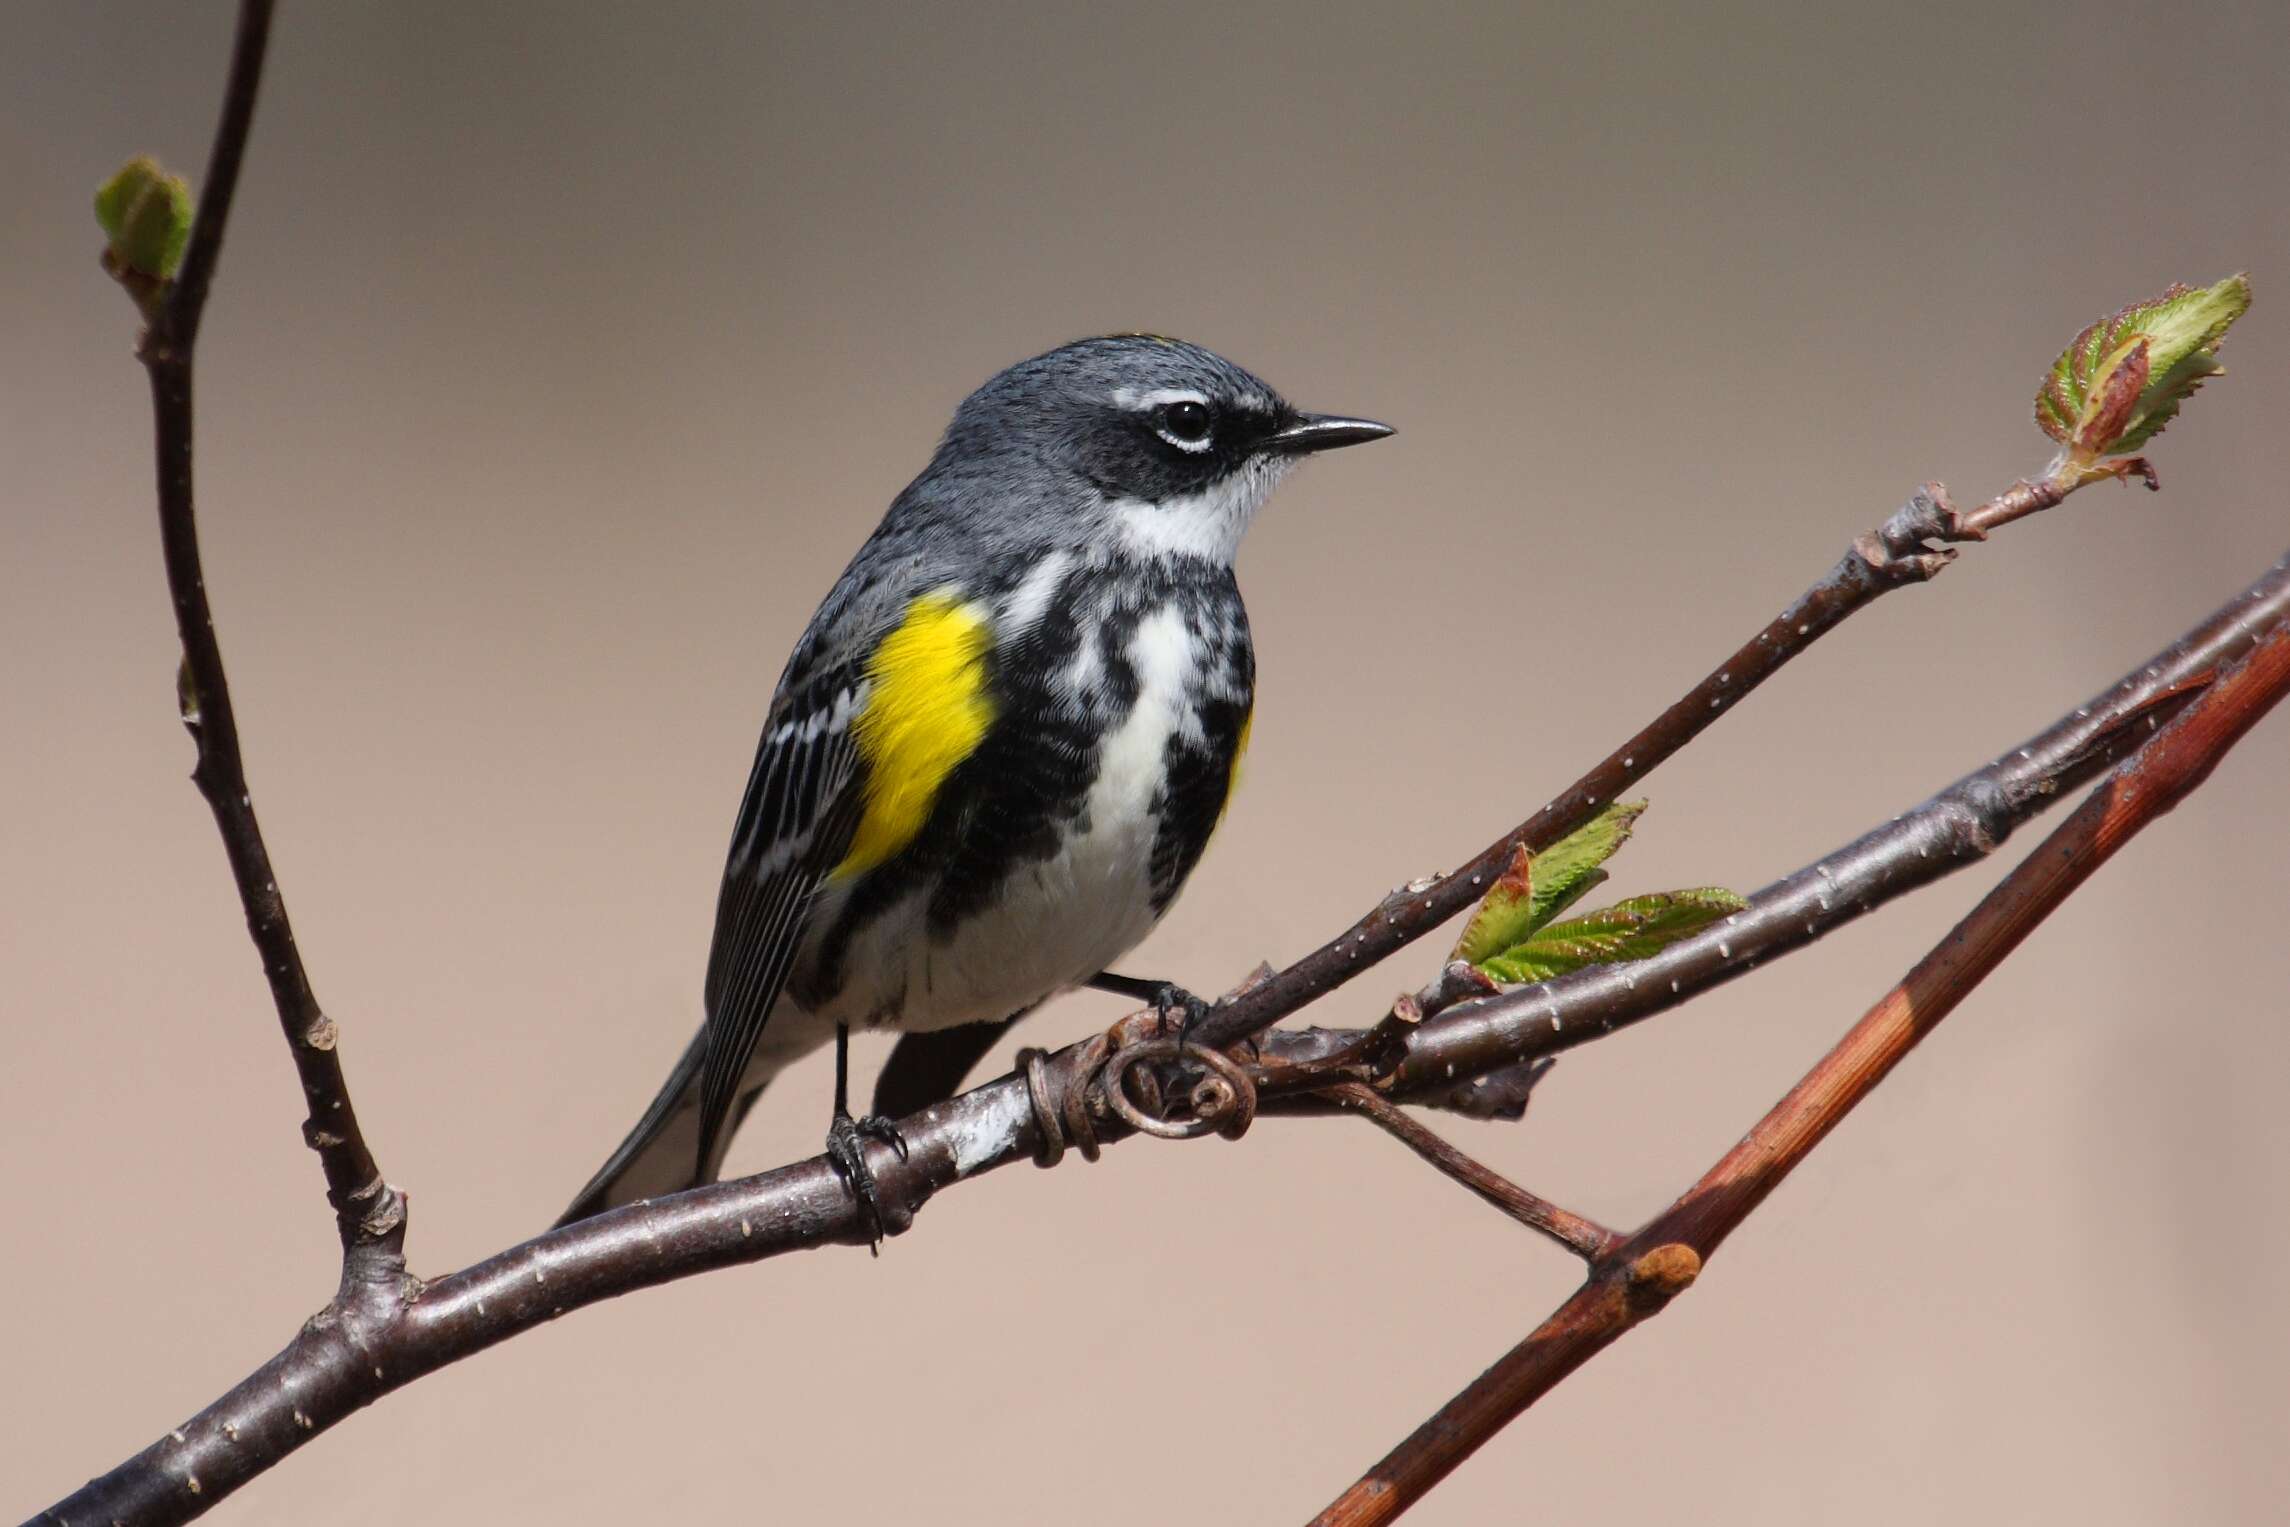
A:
1148;982;1217;1049
826;1109;910;1254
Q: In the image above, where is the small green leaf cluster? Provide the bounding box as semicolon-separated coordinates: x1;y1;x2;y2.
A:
2034;275;2251;462
1451;803;1746;985
96;155;194;283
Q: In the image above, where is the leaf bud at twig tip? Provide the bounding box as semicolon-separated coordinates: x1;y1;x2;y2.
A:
2035;275;2251;463
2072;338;2150;458
95;155;194;311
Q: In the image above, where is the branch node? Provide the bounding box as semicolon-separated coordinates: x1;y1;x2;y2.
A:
1415;960;1497;1020
1331;1082;1616;1260
176;652;202;730
1854;483;1965;582
1359;993;1424;1083
1623;1243;1701;1316
357;1186;406;1242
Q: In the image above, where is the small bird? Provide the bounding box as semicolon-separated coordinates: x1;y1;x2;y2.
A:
557;335;1390;1236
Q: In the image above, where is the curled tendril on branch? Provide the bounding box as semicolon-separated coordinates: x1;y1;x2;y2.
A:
1020;1023;1260;1167
1100;1035;1258;1142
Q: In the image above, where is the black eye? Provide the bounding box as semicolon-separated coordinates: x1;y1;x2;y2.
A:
1157;400;1213;443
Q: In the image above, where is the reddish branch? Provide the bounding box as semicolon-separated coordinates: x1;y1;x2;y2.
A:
45;548;2288;1527
42;4;2280;1522
1307;621;2290;1527
1326;1083;1620;1260
1248;550;2289;1109
1390;631;2273;1085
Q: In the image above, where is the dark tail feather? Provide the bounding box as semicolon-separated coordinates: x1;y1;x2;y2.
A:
558;1009;1026;1232
555;1025;757;1229
871;1014;1024;1119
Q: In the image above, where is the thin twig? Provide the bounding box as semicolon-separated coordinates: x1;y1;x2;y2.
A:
1255;1031;1551;1119
1236;564;2272;1109
148;3;266;358
1373;562;2284;1100
1253;992;1428;1092
42;5;2277;1522
122;0;401;1262
1306;622;2290;1527
1326;1083;1619;1261
1194;476;2143;1053
1949;455;2158;539
46;548;2289;1527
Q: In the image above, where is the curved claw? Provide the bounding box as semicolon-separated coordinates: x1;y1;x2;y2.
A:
857;1113;909;1161
1150;982;1216;1049
826;1110;907;1252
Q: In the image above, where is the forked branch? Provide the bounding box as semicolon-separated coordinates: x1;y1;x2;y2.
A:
43;4;2279;1522
1307;621;2290;1527
1326;1082;1620;1261
1195;478;2158;1053
47;544;2289;1527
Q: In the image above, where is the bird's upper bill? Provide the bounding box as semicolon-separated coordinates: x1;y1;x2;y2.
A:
1262;412;1395;455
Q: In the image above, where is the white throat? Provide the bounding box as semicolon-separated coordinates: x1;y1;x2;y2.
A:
1108;456;1290;565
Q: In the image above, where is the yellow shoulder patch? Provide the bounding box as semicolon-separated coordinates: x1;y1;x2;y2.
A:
834;590;996;879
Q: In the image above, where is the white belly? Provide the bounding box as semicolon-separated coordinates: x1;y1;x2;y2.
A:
810;601;1202;1033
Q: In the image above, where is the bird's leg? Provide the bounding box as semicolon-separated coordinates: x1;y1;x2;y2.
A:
825;1021;908;1253
1088;971;1215;1048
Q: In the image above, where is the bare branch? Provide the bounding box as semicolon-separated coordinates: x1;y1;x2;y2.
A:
1373;550;2288;1099
1307;621;2290;1527
1195;474;2162;1053
45;544;2289;1527
121;0;401;1262
33;5;2278;1522
1256;1027;1552;1119
1325;1082;1620;1261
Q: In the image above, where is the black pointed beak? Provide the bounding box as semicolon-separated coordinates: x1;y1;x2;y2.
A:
1264;412;1396;455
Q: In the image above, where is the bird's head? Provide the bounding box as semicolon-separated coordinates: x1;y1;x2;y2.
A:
932;334;1392;564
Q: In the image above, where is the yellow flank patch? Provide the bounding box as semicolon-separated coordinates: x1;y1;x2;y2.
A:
1220;704;1254;822
833;590;996;879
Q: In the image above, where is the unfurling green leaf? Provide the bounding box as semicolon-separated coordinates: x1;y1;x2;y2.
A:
1475;888;1748;985
95;155;194;283
2069;338;2149;459
2034;275;2252;459
1448;846;1540;968
1449;801;1645;966
1524;801;1643;922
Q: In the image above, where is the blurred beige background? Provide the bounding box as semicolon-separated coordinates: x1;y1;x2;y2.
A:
6;2;2288;1522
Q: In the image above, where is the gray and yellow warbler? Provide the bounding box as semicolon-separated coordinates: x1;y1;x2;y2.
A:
559;335;1390;1239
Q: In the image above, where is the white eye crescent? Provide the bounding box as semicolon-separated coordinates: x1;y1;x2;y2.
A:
1157;399;1213;448
1110;385;1218;454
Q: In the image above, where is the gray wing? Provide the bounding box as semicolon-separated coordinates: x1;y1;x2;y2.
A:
693;676;866;1179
